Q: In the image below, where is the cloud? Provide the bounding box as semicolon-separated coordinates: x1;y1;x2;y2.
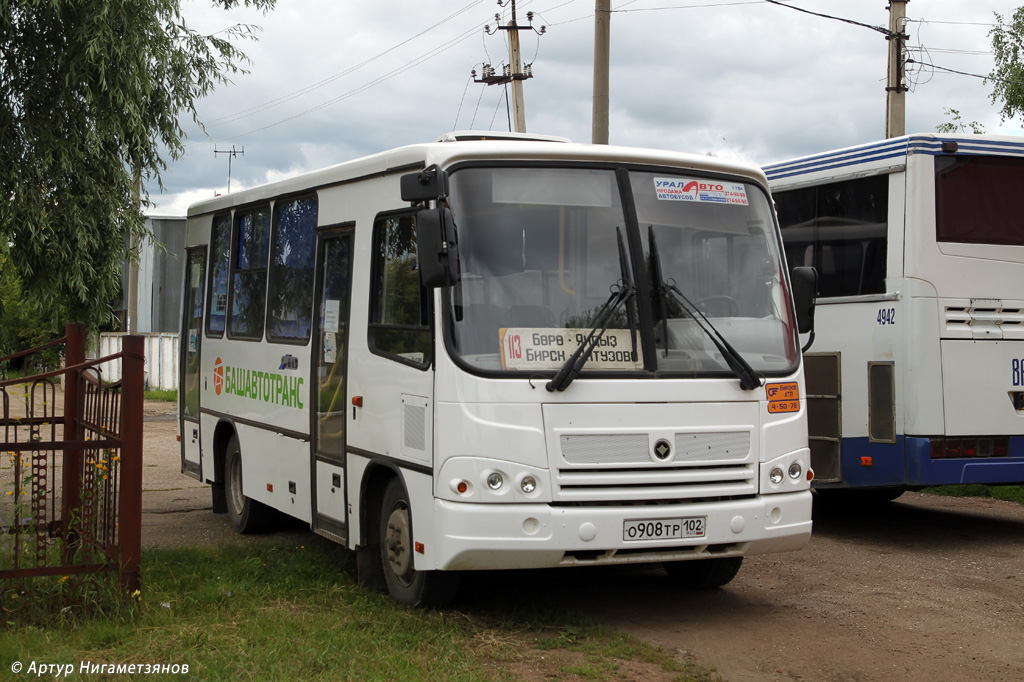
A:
148;0;1020;214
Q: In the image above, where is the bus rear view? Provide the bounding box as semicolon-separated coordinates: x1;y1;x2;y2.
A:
767;134;1024;500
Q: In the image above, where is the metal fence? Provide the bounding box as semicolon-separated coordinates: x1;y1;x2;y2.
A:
1;325;144;612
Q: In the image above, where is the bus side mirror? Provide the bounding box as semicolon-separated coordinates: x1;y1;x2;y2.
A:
791;266;818;334
401;165;449;203
416;208;459;288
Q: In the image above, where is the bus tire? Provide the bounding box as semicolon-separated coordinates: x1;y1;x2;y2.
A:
663;556;743;589
224;434;273;534
379;478;459;607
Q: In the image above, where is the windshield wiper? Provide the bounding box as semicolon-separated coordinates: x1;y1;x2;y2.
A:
546;227;637;392
647;225;761;391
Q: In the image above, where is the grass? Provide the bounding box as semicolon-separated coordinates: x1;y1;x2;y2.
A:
0;536;717;682
921;484;1024;504
144;388;177;402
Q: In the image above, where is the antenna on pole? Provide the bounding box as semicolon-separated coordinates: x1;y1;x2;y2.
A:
474;0;544;133
214;145;245;193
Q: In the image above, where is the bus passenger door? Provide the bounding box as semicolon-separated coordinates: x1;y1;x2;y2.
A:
179;247;206;479
310;227;353;541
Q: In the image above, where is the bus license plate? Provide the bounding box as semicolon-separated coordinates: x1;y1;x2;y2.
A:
623;517;706;541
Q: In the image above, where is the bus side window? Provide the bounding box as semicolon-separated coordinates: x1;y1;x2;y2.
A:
369;212;432;368
229;206;271;340
206;213;232;337
267;195;318;343
775;175;887;298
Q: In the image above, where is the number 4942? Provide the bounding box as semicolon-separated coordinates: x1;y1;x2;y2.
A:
877;307;896;326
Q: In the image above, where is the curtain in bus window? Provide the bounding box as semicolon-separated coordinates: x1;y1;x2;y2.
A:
206;214;231;336
268;196;318;342
935;155;1024;246
229;207;271;339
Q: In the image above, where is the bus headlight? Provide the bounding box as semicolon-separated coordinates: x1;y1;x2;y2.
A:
486;472;504;490
770;467;784;485
788;462;802;480
520;476;537;494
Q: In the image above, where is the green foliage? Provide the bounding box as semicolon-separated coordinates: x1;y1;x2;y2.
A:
0;247;63;358
935;108;986;135
0;0;276;328
0;538;713;681
143;388;177;402
989;8;1024;125
922;485;1024;504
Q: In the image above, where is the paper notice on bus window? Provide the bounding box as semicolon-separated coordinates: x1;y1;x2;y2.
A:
324;300;340;332
499;328;643;371
323;332;336;364
653;177;749;205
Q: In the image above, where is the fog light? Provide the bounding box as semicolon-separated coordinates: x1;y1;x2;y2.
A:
520;476;537;494
486;472;504;490
788;462;802;479
770;467;784;485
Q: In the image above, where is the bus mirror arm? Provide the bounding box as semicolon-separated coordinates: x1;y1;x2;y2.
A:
416;207;459;288
790;266;818;345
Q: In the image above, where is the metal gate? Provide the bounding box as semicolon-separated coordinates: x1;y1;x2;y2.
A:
1;325;144;613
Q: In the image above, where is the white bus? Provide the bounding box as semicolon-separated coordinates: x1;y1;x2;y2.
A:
765;133;1024;500
179;132;816;606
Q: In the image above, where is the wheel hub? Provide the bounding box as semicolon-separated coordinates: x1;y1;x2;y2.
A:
385;506;413;586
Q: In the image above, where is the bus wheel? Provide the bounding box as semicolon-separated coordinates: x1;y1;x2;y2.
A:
379;478;459;607
663;557;743;589
224;434;272;534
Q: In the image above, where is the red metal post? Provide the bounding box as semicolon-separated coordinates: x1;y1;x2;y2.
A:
118;335;144;593
60;323;85;554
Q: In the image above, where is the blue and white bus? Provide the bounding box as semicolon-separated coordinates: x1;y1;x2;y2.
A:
766;133;1024;500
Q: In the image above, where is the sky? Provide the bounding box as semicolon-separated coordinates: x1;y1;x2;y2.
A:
148;0;1024;216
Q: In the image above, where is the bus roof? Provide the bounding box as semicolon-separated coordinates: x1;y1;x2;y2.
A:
763;133;1024;187
186;133;767;217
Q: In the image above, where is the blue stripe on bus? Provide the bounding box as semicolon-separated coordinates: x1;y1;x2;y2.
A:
765;135;1024;182
815;436;1024;489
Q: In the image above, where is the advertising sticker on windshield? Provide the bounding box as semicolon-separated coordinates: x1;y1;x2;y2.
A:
653;177;749;205
500;328;644;371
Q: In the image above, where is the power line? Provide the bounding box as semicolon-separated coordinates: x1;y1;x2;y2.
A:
762;0;891;37
190;0;489;136
190;20;491;147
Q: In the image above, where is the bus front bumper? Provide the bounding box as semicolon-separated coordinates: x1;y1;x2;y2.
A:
429;491;812;571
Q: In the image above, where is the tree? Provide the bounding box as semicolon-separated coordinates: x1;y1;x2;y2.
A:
0;0;276;329
989;8;1024;125
935;108;986;135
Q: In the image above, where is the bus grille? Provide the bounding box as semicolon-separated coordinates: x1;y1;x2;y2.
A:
944;301;1024;340
555;431;756;503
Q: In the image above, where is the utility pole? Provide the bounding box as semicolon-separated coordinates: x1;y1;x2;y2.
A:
474;1;543;133
592;0;611;144
885;1;909;138
214;145;244;193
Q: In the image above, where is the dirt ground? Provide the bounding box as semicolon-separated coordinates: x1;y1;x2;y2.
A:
140;401;1024;682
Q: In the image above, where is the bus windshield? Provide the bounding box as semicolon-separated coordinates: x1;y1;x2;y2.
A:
445;165;799;378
